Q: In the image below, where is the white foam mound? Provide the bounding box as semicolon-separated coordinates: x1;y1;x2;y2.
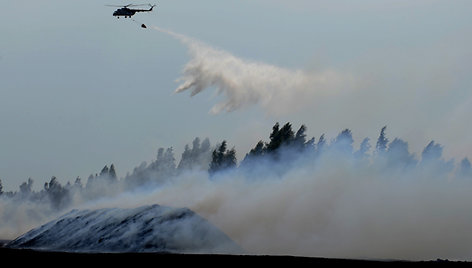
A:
7;204;242;254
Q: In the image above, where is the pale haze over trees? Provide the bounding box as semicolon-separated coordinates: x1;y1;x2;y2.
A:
0;123;470;212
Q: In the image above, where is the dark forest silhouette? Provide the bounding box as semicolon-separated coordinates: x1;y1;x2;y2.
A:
0;123;471;212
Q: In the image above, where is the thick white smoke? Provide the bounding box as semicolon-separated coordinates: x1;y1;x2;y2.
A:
3;132;472;261
2;27;472;261
152;26;354;115
120;156;472;261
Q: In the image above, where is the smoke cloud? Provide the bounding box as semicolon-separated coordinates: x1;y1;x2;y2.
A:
152;26;354;115
128;148;472;261
2;127;472;261
1;26;471;261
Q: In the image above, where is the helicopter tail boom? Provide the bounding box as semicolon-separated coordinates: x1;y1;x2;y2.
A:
134;4;156;12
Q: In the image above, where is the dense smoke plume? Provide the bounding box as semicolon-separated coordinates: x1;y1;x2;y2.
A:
152;26;354;115
1;24;471;261
1;124;472;261
1;27;471;261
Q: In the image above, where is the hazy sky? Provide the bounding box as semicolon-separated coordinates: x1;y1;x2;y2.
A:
1;0;471;191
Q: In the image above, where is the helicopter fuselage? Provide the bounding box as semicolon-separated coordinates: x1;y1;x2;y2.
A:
112;5;154;18
113;8;137;17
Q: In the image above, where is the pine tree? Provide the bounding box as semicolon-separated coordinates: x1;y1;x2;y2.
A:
376;126;388;155
293;125;307;150
100;165;109;177
74;177;83;188
226;147;237;169
421;141;442;162
240;141;265;167
316;134;326;155
19;178;34;196
266;122;294;153
420;140;453;175
156;148;164;162
192;137;201;156
201;138;210;153
178;144;191;170
387;138;417;170
109;164;117;180
355;137;371;159
332;129;354;154
163;147;176;171
86;174;95;189
44;176;70;210
266;122;280;152
209;141;237;175
178;137;212;171
250;141;265;157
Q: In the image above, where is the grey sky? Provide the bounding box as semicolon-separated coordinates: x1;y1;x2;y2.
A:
1;0;471;191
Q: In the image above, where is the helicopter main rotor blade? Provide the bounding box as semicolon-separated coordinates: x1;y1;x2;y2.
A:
128;4;152;7
105;3;134;7
105;3;156;8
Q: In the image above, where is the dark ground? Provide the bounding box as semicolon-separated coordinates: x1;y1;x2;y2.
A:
0;241;469;266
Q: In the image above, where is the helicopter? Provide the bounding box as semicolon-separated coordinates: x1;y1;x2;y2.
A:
106;4;156;18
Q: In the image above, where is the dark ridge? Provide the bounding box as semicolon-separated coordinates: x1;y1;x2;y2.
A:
0;247;469;266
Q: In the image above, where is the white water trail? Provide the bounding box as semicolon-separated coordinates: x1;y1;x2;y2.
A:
151;26;355;115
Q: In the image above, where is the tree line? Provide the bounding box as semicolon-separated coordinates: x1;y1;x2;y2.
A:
1;123;471;211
